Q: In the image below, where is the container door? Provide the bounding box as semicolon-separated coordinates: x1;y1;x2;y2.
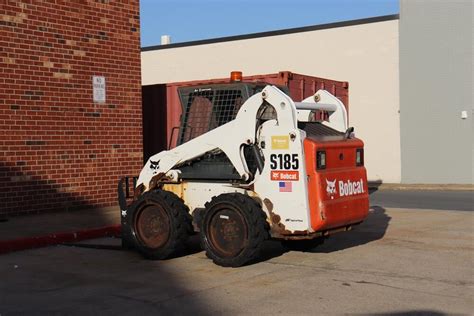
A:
142;84;167;163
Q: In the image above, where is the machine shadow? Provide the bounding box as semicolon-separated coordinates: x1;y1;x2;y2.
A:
252;206;391;261
254;240;290;264
176;234;289;263
172;234;206;258
0;162;211;314
310;206;391;253
173;206;391;264
365;311;447;316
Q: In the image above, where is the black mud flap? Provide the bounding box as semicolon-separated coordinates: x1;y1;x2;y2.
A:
118;176;138;249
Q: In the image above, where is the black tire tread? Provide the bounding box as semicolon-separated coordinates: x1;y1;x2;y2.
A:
130;190;193;260
200;193;269;267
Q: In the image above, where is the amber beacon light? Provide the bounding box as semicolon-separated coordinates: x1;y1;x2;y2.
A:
230;71;243;82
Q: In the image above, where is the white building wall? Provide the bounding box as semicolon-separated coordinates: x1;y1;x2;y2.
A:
142;20;401;183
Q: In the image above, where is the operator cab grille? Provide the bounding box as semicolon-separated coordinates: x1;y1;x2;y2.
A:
176;83;289;147
178;88;243;145
175;82;288;182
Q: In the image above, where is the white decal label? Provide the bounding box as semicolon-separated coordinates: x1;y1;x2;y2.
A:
326;178;365;199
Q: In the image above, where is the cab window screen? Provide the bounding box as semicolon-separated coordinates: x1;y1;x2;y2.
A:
179;89;242;145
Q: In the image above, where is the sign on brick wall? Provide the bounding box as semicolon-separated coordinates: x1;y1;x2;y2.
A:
1;1;141;215
93;76;106;103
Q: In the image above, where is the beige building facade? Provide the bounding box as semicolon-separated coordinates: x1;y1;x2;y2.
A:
141;16;401;183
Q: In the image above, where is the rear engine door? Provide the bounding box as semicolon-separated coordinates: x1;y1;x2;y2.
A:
304;136;369;232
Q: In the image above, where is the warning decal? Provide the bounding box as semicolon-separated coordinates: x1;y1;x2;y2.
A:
271;170;299;181
271;136;289;150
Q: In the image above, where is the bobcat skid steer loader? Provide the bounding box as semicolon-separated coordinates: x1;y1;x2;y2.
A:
119;77;369;267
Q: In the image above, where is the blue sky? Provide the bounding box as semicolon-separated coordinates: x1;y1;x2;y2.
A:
140;0;399;47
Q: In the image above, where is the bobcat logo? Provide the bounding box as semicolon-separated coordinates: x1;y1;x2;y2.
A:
326;179;337;199
149;160;161;175
149;160;160;170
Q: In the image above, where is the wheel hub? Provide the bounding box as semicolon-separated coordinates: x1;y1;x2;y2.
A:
208;207;248;258
135;204;170;249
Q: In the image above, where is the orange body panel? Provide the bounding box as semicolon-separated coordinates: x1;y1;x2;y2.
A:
304;138;369;232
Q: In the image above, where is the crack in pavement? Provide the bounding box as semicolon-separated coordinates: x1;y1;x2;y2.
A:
264;260;473;290
331;278;464;299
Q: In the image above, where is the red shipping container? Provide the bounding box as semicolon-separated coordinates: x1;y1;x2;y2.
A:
142;71;348;161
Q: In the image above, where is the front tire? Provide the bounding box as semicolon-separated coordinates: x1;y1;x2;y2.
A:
200;193;268;267
128;190;192;259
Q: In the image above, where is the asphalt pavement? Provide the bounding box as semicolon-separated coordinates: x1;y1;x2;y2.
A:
370;189;473;211
0;189;472;314
0;207;472;315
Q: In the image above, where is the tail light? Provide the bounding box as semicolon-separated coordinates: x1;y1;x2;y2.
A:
356;148;364;166
316;150;326;169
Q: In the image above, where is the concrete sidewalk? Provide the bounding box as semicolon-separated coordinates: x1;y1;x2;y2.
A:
0;207;121;254
368;182;473;191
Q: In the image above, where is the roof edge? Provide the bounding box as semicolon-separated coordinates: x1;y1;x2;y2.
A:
141;14;399;52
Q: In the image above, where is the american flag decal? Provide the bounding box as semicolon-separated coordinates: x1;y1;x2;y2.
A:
279;181;292;192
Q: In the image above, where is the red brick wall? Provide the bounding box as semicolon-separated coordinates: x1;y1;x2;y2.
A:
0;0;142;215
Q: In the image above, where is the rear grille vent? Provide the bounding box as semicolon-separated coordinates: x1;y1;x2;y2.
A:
298;122;344;137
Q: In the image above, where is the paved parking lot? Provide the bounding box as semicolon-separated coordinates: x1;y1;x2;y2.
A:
369;189;473;211
0;205;472;315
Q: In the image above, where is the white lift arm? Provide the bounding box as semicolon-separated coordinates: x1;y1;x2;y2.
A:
297;89;348;132
136;85;298;192
136;86;347;192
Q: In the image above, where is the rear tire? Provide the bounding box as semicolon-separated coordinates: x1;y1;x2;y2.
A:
200;193;268;267
128;190;192;259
